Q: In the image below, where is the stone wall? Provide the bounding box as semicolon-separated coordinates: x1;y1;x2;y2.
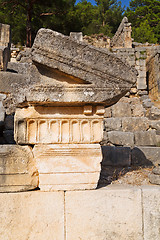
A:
146;47;160;101
110;16;132;48
0;186;160;240
83;33;110;49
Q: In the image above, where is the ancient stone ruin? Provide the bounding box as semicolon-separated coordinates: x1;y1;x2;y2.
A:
0;19;160;239
0;28;136;191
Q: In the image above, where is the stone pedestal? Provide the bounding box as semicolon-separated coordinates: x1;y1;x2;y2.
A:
15;105;104;190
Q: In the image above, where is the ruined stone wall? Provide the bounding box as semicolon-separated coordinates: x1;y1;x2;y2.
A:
110;17;132;48
83;34;110;49
146;47;160;101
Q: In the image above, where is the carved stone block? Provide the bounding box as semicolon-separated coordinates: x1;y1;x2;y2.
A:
33;144;102;191
15;106;104;144
0;145;38;192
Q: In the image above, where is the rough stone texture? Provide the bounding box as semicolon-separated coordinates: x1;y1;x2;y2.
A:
132;147;160;166
0;29;137;114
111;102;132;117
146;50;160;101
111;17;132;48
134;130;157;146
122;117;149;132
70;32;83;41
0;145;38;192
149;173;160;185
101;146;131;166
0;191;64;240
130;98;145;117
33;144;102;191
0;46;10;71
104;106;112;118
66;187;143;240
104;118;122;131
0;23;11;71
107;131;134;146
142;186;160;240
0;23;11;47
149;106;160;120
83;34;110;49
150;120;160;131
31;28;136;106
7;62;31;75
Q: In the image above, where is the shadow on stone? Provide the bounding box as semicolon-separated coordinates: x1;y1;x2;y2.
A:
97;146;154;188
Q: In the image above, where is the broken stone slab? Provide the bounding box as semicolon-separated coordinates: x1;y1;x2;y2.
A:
31;28;137;106
0;28;137;114
0;145;38;192
33;144;102;191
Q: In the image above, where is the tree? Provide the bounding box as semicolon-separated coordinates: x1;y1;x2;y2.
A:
126;0;160;43
132;20;158;43
0;0;76;46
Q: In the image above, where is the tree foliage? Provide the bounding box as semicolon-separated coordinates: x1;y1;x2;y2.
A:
0;0;159;46
126;0;160;43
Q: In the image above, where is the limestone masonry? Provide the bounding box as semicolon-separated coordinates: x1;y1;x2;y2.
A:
0;18;160;239
0;26;137;191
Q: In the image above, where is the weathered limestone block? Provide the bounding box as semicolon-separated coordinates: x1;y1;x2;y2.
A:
31;28;136;106
66;187;143;240
33;144;102;191
104;118;122;131
111;102;132;117
142;186;160;240
0;145;38;192
130;98;145;117
134;130;157;146
107;131;134;146
15;105;104;144
0;191;64;240
122;117;149;132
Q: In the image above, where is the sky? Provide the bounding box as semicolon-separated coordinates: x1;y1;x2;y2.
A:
75;0;130;9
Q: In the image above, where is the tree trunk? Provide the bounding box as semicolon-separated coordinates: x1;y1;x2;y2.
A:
26;0;32;47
